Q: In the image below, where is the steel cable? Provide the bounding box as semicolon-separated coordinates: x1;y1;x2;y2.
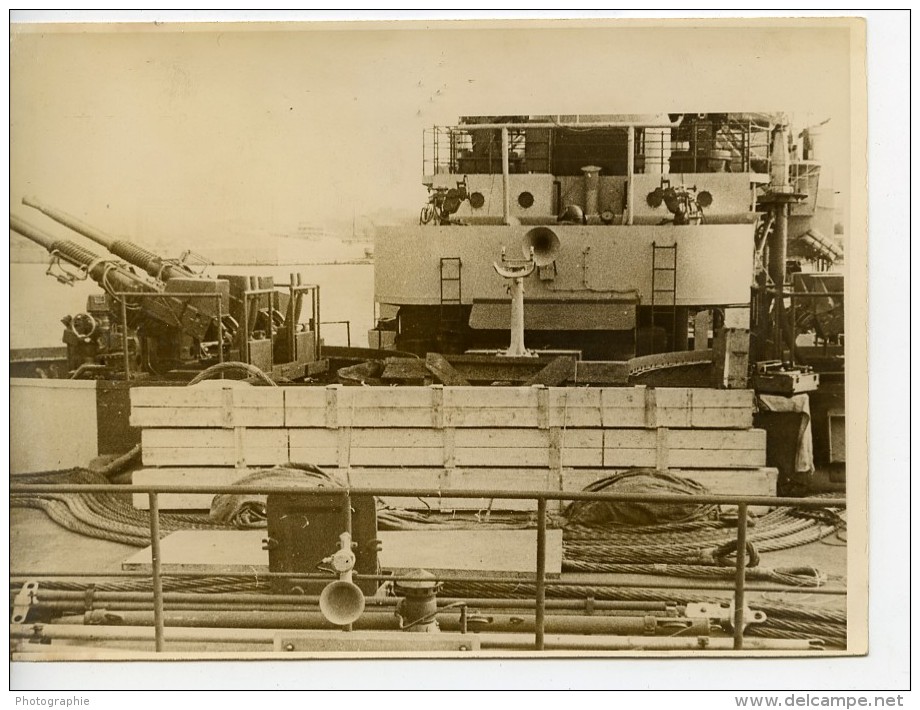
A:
11;469;844;565
12;465;846;644
560;561;827;587
433;580;846;646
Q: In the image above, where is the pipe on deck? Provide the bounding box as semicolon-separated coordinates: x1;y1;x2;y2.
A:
54;609;706;637
10;624;821;652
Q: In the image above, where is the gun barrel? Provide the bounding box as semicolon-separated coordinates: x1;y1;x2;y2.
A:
23;195;117;249
22;196;195;280
10;213;59;251
11;214;108;271
11;215;154;291
12;214;219;339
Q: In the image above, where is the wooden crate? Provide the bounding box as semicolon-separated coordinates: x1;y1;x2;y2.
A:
712;328;751;389
131;384;755;430
141;428;289;467
282;385;754;430
131;384;284;428
131;384;767;511
142;425;765;470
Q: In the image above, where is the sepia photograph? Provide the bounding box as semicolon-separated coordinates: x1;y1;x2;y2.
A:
7;9;897;694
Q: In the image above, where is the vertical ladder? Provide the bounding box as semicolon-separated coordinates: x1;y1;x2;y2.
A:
439;257;463;339
650;242;678;353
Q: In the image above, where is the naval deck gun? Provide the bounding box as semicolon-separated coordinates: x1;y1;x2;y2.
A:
10;214;232;376
13;199;326;381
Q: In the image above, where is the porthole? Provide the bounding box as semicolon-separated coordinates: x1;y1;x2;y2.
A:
469;191;485;209
517;191;535;209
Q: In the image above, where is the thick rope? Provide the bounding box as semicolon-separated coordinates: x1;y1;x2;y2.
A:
12;469;235;546
11;464;846;645
11;469;844;565
186;361;277;387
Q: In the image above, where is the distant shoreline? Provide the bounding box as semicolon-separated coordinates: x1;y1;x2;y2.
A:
10;248;373;268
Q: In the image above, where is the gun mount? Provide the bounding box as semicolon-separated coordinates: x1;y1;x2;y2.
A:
11;214;233;374
11;205;326;382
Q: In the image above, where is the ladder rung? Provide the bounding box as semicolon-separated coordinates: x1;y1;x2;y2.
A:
440;257;463;330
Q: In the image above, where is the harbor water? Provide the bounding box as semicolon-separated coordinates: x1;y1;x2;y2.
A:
11;258;376;351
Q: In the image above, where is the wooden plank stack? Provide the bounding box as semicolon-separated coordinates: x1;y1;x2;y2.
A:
130;382;775;511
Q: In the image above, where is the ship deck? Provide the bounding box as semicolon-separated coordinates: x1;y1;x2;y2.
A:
10;481;848;656
10;507;848;590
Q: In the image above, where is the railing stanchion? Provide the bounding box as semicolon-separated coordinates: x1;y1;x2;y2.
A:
343;489;353;536
10;484;846;653
321;320;352;347
535;498;547;651
148;492;166;652
342;489;354;633
120;298;130;380
217;293;224;364
733;503;749;650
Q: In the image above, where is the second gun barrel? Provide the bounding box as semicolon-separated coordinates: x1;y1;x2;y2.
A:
22;195;195;280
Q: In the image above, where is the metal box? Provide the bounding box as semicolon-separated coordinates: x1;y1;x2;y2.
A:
712;327;750;389
247;338;273;372
265;493;379;596
753;361;819;395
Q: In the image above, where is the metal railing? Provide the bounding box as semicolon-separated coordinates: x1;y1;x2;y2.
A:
10;481;846;654
767;286;846;364
640;121;772;175
111;278;321;379
424;126;547;176
423;122;773;178
320;320;352;347
239;277;321;365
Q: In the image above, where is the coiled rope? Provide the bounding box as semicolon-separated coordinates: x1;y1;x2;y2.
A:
11;464;846;645
12;469;235;546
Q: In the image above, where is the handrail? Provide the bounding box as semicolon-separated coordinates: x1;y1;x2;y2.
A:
320;320;352;347
10;480;846;654
424;120;774;177
9;483;845;506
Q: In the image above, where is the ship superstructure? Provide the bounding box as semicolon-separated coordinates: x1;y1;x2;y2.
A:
375;113;785;359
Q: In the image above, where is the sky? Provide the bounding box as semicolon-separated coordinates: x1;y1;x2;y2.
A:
10;18;856;248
